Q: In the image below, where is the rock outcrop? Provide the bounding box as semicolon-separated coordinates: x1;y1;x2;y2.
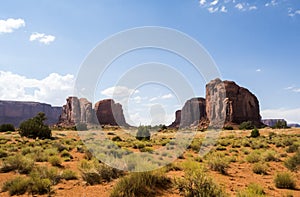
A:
206;78;261;127
262;119;287;127
0;100;61;127
58;97;97;127
94;99;129;127
169;110;181;128
169;98;206;128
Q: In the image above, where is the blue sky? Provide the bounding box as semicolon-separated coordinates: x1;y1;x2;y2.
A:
0;0;300;125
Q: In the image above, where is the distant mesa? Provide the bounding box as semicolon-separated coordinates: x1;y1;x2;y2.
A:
262;119;287;128
0;100;61;127
58;97;129;127
94;99;129;127
169;78;262;129
288;123;300;128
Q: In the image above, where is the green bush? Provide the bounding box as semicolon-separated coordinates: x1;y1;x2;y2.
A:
286;144;299;153
175;168;226;197
250;128;260;138
246;150;262;163
274;172;296;189
237;183;265;197
48;156;62;167
0;149;8;158
29;177;51;195
111;171;171;197
30;166;61;185
223;126;234;130
80;161;122;185
2;176;30;195
136;126;151;141
19;112;51;139
284;150;300;171
0;124;15;132
207;154;229;174
252;162;268;175
61;169;77;180
263;150;279;162
0;154;34;174
239;121;255;130
112;136;122;142
75;122;88;131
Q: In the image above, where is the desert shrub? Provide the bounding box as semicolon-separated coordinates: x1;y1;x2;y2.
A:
263;150;279;162
44;148;58;156
252;162;268;175
237;183;265;197
31;147;48;162
110;171;171;197
29;177;51;195
239;121;254;130
30;166;61;185
136;126;151;141
274;172;296;189
0;154;34;174
61;150;73;159
75;122;88;131
207;153;229;174
19;112;51;139
188;138;202;152
80;160;122;185
175;167;226;197
0;149;8;158
140;147;154;153
0;123;15;132
250;128;260;138
112;136;122;142
246;150;262;163
48;156;62;167
286;144;299;153
284;150;300;171
2;176;30;195
223;126;234;130
61;169;77;180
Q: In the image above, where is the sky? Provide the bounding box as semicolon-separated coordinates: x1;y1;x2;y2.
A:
0;0;300;125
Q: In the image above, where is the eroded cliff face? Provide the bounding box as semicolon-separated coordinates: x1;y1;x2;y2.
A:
94;99;129;127
0;100;61;127
58;97;97;127
58;97;129;127
169;79;262;128
206;78;261;127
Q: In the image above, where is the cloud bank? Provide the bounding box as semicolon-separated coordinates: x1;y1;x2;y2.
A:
0;70;74;106
0;18;25;33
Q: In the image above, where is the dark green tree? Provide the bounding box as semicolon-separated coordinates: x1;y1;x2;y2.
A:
19;112;51;139
136;126;151;141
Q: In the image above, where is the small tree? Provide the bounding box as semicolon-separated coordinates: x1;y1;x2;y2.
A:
273;120;288;129
0;124;15;132
239;121;254;130
19;112;51;139
136;126;150;141
250;128;260;138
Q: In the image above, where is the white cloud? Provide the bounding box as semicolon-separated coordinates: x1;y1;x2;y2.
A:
249;6;257;11
210;0;219;6
101;86;138;99
265;0;277;7
0;70;74;106
0;18;25;33
288;8;300;17
220;6;228;13
208;7;219;13
256;69;261;72
284;85;300;93
235;3;244;10
199;0;206;6
161;93;174;99
149;97;158;102
29;32;56;44
261;108;300;124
